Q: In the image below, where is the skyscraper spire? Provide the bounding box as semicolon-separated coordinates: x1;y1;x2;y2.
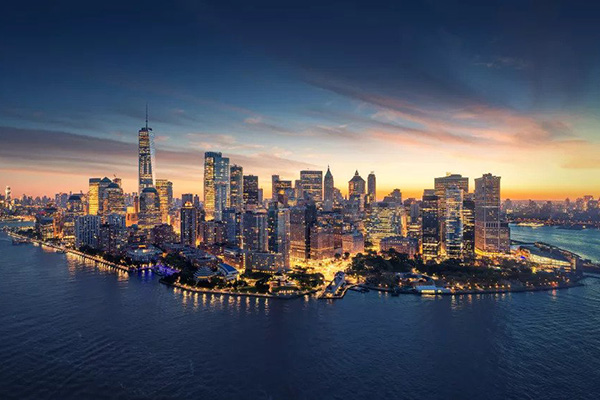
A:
145;103;149;130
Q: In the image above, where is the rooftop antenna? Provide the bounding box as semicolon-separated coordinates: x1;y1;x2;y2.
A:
145;103;149;130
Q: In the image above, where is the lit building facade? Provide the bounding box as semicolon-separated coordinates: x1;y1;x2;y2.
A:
138;116;156;194
230;165;244;211
421;190;440;262
204;151;230;221
300;170;323;202
474;173;510;255
444;186;464;259
243;175;260;206
155;179;173;224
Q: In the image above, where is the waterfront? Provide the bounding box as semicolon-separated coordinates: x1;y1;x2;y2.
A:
2;231;600;399
511;224;600;263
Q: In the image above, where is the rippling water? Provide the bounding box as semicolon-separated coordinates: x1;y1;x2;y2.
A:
1;229;600;399
511;224;600;262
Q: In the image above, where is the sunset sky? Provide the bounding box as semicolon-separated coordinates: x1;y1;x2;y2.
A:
1;0;599;200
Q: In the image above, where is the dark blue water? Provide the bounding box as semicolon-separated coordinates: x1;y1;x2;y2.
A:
2;230;600;399
510;224;600;263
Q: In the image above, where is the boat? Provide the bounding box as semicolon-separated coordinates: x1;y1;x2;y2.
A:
516;222;545;227
11;237;29;245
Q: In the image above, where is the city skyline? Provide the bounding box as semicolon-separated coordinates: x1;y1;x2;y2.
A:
2;1;600;200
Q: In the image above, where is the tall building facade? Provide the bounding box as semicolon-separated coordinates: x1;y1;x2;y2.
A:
241;210;268;252
230;165;244;211
88;178;101;215
204;152;230;221
462;195;475;259
139;187;161;230
474;173;510;255
243;175;260;206
367;172;376;204
323;166;334;211
180;202;198;246
102;182;125;217
267;202;291;268
444;186;464;259
155;179;173;224
348;171;366;197
366;202;403;249
421;190;440;262
138;114;156;194
300;170;323;202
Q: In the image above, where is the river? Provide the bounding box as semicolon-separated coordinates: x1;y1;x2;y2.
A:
1;226;600;399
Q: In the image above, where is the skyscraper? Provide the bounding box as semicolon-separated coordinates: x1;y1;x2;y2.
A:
102;182;125;217
474;173;510;255
421;189;440;262
348;170;366;197
444;186;464;259
267;202;291;269
204;152;230;221
139;187;161;230
367;172;376;204
230;165;244;211
88;178;101;215
366;202;403;249
138;108;156;194
434;173;468;255
323;166;334;211
243;175;259;206
180;201;198;247
462;195;475;259
241;210;268;252
300;170;323;202
272;176;292;206
155;179;173;224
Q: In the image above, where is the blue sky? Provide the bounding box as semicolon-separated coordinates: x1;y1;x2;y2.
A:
1;0;599;199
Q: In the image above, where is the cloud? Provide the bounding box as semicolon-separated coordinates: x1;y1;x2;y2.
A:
0;126;317;195
243;116;298;136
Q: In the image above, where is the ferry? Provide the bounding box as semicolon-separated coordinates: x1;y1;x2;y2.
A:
516;222;545;228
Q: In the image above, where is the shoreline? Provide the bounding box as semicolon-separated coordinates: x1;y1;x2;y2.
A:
2;230;587;300
160;279;316;300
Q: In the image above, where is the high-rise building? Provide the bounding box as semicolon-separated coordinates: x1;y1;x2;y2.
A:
102;182;125;217
155;179;173;224
323;166;334;211
139;187;161;230
474;173;510;255
421;190;440;262
75;215;101;248
267;202;291;268
243;175;259;206
88;178;101;215
434;173;468;254
182;193;194;206
367;172;376;204
445;186;464;259
204;152;230;221
300;170;323;202
289;202;317;260
63;194;84;245
272;175;292;206
462;195;475;259
366;202;403;249
230;165;244;211
180;201;198;247
138;109;156;194
348;170;366;197
241;210;268;252
222;208;242;248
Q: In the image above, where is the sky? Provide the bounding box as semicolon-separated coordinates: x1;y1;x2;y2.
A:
1;0;599;200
